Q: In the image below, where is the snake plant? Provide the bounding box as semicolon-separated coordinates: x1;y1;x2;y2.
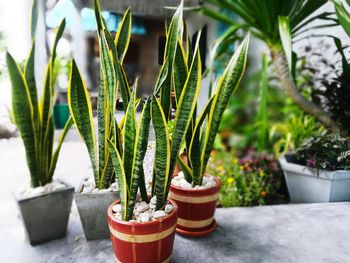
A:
177;35;250;186
106;1;205;220
68;0;132;190
6;20;73;187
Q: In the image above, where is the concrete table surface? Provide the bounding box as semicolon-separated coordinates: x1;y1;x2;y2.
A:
1;138;350;263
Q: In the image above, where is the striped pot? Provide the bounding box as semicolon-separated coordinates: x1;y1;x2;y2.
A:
107;200;178;263
169;176;220;237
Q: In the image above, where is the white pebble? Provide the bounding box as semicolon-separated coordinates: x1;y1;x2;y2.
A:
171;179;181;187
32;186;45;195
82;186;93;193
136;202;149;213
205;181;216;189
165;204;174;214
150;195;157;205
150;204;156;209
179;180;192;189
177;171;185;179
198;186;206;190
92;188;99;193
140;212;150;222
153;210;166;219
112;204;122;213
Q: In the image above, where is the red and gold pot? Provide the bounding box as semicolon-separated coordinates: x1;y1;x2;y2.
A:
169;176;221;237
108;200;178;263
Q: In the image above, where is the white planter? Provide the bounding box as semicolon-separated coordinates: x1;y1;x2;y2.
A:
279;157;350;203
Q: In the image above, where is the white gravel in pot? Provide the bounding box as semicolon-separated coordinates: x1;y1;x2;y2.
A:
112;195;174;223
171;171;216;190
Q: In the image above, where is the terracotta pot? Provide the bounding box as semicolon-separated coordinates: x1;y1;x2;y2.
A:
169;176;221;237
108;199;178;263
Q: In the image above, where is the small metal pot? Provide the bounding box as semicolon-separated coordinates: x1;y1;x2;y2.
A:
75;190;119;240
15;184;74;245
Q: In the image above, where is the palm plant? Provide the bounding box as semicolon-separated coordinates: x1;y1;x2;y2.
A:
68;0;132;190
177;35;250;186
6;20;73;187
333;0;350;38
202;0;340;132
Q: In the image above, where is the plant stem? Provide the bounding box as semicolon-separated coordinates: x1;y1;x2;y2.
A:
270;46;340;133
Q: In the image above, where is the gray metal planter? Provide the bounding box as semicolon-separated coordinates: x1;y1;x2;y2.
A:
279;157;350;203
15;185;74;245
75;191;119;240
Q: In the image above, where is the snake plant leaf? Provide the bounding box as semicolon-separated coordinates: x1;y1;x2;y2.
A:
6;52;38;186
45;115;54;179
48;117;74;180
94;0;103;34
100;154;115;189
108;140;128;220
163;1;183;67
154;59;169;96
68;59;98;183
173;39;188;104
30;0;38;40
127;99;151;218
167;33;202;193
102;21;118;61
24;42;39;130
151;97;171;209
201;34;250;175
115;8;131;63
99;30;117;128
114;55;130;112
176;155;193;183
160;73;172;120
40;65;52;166
159;1;183;118
97;78;107;177
51;19;66;66
189;96;214;182
139;168;148;202
123;89;136;189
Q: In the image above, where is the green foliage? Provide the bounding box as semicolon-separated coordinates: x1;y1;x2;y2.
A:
6;20;73;187
271;113;324;156
295;131;350;170
179;34;250;186
333;0;350;38
109;93;151;221
207;150;282;207
68;3;131;189
203;0;329;45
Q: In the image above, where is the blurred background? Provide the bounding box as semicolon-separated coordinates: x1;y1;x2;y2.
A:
0;0;349;207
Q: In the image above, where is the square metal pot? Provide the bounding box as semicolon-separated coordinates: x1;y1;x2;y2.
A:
15;185;74;245
75;191;119;240
279;157;350;203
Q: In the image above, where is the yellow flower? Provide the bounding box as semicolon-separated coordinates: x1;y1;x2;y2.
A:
227;178;234;184
259;170;264;177
218;165;224;171
232;158;238;164
239;165;244;171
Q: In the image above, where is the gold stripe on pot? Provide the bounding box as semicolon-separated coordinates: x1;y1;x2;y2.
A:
115;254;171;263
177;217;214;228
169;192;219;204
109;224;176;243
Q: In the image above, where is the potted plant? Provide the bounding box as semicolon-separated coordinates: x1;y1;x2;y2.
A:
6;20;74;245
105;2;207;261
170;34;250;237
67;1;132;240
279;131;350;203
